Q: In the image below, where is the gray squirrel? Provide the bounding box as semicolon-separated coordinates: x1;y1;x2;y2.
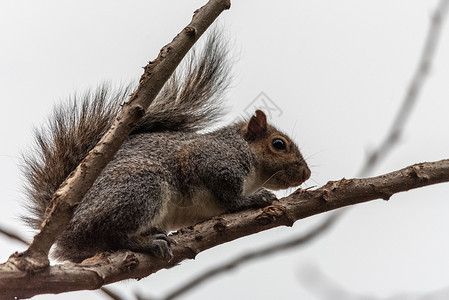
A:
23;32;311;262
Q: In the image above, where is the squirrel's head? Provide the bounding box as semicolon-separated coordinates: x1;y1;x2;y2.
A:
242;110;311;190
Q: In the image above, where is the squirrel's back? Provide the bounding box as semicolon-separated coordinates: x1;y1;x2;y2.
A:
22;31;231;230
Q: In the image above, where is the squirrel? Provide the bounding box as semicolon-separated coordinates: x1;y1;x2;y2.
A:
22;32;311;263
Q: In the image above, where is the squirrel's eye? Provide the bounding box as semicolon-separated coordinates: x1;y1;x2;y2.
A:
272;138;286;150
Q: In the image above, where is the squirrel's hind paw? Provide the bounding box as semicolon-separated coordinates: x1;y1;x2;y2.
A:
132;228;176;259
147;234;174;259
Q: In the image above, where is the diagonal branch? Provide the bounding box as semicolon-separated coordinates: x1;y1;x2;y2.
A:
3;0;231;273
1;159;448;299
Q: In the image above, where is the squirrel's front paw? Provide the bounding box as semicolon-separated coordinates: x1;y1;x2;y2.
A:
228;189;277;212
253;188;277;208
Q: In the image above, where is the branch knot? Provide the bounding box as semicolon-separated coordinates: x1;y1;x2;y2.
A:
256;205;286;226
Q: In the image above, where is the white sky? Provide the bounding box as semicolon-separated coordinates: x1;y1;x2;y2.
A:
1;1;449;299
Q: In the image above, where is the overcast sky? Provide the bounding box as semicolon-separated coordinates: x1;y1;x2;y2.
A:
1;1;449;299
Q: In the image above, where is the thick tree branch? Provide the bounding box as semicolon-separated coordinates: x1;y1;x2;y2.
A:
2;0;231;273
0;159;448;299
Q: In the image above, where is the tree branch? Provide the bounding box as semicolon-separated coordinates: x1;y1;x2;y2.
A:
1;159;448;299
2;0;231;273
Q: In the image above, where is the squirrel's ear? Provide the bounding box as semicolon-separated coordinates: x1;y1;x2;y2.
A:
245;110;267;140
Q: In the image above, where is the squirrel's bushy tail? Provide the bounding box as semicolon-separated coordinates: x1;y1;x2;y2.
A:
134;31;231;133
22;31;231;229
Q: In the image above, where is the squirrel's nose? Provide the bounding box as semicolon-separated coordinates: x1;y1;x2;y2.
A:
302;166;311;182
295;165;311;184
290;164;311;186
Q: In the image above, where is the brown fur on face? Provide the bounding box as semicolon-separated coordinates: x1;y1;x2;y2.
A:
242;110;311;190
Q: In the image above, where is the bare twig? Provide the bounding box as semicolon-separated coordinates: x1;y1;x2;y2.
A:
100;287;126;300
2;0;231;274
359;0;449;176
298;263;449;300
0;227;28;245
1;159;448;299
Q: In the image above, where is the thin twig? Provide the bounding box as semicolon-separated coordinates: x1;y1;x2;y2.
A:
359;0;449;176
100;287;126;300
299;263;449;300
0;227;28;245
